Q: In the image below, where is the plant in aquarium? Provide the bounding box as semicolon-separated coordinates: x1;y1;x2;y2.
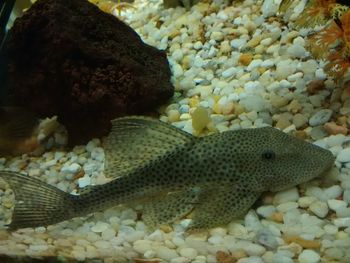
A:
308;11;350;83
280;0;350;86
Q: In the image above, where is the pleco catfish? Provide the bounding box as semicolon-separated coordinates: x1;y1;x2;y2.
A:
0;117;335;230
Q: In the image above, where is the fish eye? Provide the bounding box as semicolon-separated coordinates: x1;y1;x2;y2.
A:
262;150;276;161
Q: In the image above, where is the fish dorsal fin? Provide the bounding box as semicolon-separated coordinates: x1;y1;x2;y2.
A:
104;116;195;178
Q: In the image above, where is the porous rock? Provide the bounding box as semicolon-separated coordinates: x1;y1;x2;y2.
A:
4;0;173;144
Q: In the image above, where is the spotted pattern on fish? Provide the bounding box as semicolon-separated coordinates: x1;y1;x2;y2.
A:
0;116;335;230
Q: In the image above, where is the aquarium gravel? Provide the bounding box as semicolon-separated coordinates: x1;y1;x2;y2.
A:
0;0;350;262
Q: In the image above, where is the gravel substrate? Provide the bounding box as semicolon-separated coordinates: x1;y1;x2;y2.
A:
1;0;350;262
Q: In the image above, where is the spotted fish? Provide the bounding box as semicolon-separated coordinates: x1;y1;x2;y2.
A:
0;116;335;230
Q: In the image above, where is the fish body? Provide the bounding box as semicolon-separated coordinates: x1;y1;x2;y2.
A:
0;117;335;230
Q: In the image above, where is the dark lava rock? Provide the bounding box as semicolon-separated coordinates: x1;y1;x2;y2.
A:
4;0;174;145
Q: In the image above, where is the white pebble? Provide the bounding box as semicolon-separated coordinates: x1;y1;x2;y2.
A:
179;247;198;259
257;205;276;218
156;246;179;261
309;201;329;218
221;67;237;78
78;176;91;188
324;185;343;199
298;249;320;263
91;222;109;233
61;163;81;174
344;189;350;204
336;148;350;163
333;218;350;227
274;188;299;204
327;199;347;211
276;202;298;212
309;109;333;126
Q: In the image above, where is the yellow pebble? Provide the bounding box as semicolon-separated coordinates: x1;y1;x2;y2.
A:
192;107;211;132
189;98;199;108
167;110;180;123
213;103;222;114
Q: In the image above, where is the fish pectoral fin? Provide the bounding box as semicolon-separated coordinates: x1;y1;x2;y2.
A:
142;187;200;230
188;186;260;230
104;116;195;178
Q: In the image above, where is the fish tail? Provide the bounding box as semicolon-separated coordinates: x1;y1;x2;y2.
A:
0;171;77;229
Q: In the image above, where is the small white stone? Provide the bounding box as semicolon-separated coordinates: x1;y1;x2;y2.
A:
336;207;350;218
231;38;247;49
276;202;299;212
287;44;307;58
309;109;333;126
221;67;237;78
133;240;152;254
257;205;276;218
344;190;350;204
262;0;279;17
247;59;263;71
156;246;179;261
333;218;350;227
78;176;91;188
275;60;297;80
336;148;350;163
324;224;338;235
144;250;156;259
309;201;329;218
261;59;274;68
298;249;320;263
324;185;343;199
61;163;81;174
274;188;299;204
327;199;347;211
91;222;109;233
179;247;198;259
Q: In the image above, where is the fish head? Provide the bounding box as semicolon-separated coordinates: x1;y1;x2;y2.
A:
238;127;335;192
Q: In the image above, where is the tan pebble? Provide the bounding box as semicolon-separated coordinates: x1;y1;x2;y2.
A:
336;116;348;125
341;82;350;101
239;53;253;66
287;100;302;113
275;118;291;130
270;212;284;223
2;198;14;209
0;230;9;240
270;95;289;108
258;67;266;74
232;103;245;115
261;192;274;205
216;250;236;263
73;170;85;180
231;249;246;260
283;235;321;249
220;40;231;53
192;106;211;132
293;130;308;140
307;80;325;94
159;224;173;233
246;35;263;47
182;56;191;70
324;122;348;135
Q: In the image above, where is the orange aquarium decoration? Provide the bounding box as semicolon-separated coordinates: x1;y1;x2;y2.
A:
280;0;350;85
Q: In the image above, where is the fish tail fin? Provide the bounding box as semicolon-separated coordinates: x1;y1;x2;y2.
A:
0;171;76;229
